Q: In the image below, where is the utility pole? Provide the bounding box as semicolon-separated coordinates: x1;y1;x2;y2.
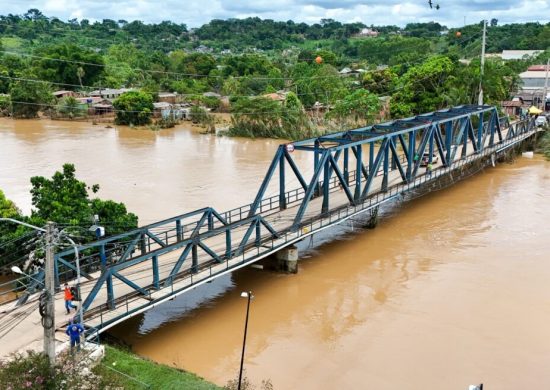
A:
542;58;550;111
478;19;487;106
44;222;56;365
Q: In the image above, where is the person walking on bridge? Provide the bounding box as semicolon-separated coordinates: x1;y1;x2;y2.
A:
65;319;84;353
64;283;78;314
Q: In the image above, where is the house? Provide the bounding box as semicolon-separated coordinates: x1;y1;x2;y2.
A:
53;90;78;99
527;65;550;72
511;91;549;108
158;92;177;104
92;100;114;115
519;70;549;90
76;96;103;105
153;102;172;118
356;28;379;37
339;67;366;77
89;88;134;101
501;50;543;60
501;100;523;116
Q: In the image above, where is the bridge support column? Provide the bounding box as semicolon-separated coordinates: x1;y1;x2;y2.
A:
275;245;299;274
364;207;379;229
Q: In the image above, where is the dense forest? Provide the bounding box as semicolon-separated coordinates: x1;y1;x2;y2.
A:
0;9;549;270
0;9;548;127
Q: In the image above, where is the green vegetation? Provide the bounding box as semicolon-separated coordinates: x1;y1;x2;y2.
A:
228;93;316;139
0;347;221;390
113;90;154;126
0;164;138;269
536;129;550;160
0;9;548;138
94;345;222;390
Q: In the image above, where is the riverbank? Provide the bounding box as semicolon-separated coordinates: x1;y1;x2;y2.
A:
94;345;222;389
0;345;222;389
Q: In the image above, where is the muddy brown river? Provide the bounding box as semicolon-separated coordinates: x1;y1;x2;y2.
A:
1;119;549;389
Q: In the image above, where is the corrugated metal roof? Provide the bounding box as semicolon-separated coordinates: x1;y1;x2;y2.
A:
519;71;549;78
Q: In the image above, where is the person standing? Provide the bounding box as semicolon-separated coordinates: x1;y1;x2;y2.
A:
64;283;77;314
427;162;433;177
65;320;84;353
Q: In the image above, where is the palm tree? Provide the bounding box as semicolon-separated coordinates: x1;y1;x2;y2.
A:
76;67;85;88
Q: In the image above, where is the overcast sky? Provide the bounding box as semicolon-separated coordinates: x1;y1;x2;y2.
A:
0;0;548;28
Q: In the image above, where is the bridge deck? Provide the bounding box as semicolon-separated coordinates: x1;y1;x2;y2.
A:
0;121;538;358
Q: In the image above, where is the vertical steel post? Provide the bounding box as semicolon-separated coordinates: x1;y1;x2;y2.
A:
391;137;397;170
225;229;232;259
152;255;159;290
279;152;286;210
382;142;389;191
369;142;374;170
191;244;198;273
354;145;362;201
255;220;261;246
44;222;56;365
322;157;330;213
176;219;183;241
477;112;484;151
313;140;320;197
343;148;349;185
208;210;214;231
99;243;114;309
428;130;434;163
445;121;453;165
407;131;415;180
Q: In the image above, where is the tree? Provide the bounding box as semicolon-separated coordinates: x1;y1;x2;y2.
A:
390;55;455;117
29;164;138;234
292;63;348;107
0;190;28;268
34;44;104;89
57;96;85;118
362;69;397;95
329;89;381;127
9;74;52;118
113;91;154;126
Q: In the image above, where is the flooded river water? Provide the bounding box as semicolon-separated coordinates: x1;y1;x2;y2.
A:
1;119;550;389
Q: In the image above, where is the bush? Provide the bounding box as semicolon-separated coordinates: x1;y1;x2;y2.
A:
0;350;115;390
0;95;10;116
113;91;154;126
57;96;86;119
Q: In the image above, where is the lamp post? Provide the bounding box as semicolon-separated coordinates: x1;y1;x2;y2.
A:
238;291;254;390
60;233;84;330
11;266;44;286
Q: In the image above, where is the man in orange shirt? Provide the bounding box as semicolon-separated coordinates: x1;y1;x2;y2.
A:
64;283;78;314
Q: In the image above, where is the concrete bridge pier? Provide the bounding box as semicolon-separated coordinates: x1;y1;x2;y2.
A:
274;245;299;273
364;206;379;229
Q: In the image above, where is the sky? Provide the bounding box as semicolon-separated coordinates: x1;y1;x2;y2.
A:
0;0;548;28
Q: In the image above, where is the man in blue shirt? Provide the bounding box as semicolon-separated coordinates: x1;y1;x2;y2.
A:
66;320;85;353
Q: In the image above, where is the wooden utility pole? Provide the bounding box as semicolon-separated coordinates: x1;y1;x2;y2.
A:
44;222;56;365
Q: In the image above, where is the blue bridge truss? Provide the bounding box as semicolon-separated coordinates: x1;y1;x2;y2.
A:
13;105;539;335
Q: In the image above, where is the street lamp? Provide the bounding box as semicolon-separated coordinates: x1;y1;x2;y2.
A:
11;266;44;286
238;291;254;390
59;233;84;330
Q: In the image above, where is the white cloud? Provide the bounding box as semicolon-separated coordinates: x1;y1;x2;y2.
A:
0;0;548;27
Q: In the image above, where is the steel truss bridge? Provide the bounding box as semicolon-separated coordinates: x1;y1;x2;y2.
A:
1;104;539;344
